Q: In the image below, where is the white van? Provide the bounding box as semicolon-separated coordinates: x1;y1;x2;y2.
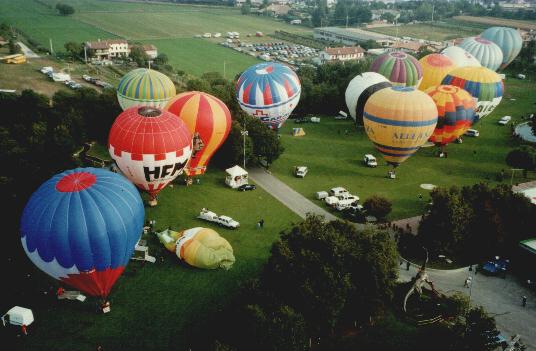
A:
329;187;349;197
464;129;480;137
2;306;34;326
517;73;526;79
364;154;377;167
498;116;511;125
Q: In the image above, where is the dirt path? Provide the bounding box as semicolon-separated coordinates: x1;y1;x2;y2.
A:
17;42;39;58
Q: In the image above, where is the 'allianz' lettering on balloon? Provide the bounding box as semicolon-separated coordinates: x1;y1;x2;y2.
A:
393;131;430;140
144;160;188;182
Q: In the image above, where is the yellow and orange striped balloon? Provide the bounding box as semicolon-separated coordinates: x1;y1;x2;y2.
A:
418;54;457;91
363;87;438;166
165;91;232;177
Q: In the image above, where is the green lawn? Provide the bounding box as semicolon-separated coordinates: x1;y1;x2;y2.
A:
18;170;300;351
270;78;536;220
367;23;480;41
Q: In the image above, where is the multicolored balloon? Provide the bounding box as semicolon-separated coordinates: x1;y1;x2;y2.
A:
165;91;232;177
20;168;145;298
236;62;301;129
363;87;438;167
458;37;503;71
442;66;504;121
109;106;193;204
441;46;481;68
418;54;457;92
425;85;476;146
370;51;423;88
117;68;176;111
156;227;235;270
480;27;523;70
345;72;392;125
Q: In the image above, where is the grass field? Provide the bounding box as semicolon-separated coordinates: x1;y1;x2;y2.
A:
9;170;300;351
367;23;480;41
452;15;536;31
270;78;536;220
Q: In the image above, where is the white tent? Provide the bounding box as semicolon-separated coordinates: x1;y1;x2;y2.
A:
2;306;34;326
225;165;248;188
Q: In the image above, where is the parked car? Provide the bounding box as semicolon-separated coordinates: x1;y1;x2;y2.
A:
498;116;511;125
82;74;92;82
341;206;367;223
294;117;307;124
477;256;509;277
197;208;239;229
294;166;308;178
40;66;53;74
363;154;377;167
237;184;256;191
329;187;349;197
464;128;480;137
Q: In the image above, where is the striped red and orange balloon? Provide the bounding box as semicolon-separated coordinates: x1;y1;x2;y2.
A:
165;91;232;177
425;85;476;146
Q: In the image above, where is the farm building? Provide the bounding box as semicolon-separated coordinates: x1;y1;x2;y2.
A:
314;27;396;47
85;39;129;61
318;46;365;63
266;4;291;16
134;44;158;59
388;41;426;54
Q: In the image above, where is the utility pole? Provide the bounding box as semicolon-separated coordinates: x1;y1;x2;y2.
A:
84;45;87;63
223;61;226;79
346;14;349;28
49;38;54;55
148;60;153;70
241;128;248;169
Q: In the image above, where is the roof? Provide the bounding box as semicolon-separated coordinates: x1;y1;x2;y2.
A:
141;44;157;51
226;165;247;177
324;46;365;56
520;238;536;255
86;39;128;50
391;41;424;52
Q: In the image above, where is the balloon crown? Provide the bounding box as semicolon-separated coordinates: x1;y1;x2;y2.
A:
392;86;415;92
475;37;492;44
138;106;162;117
56;172;97;192
390;51;408;59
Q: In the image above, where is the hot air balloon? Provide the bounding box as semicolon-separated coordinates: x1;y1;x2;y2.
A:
156;227;235;270
363;87;438;176
458;37;503;71
236;62;301;129
370;51;423;88
480;27;522;70
117;68;176;110
425;85;476;153
418;54;457;91
20;168;145;299
441;66;504;121
345;72;392;125
441;46;481;68
109;106;193;206
165;91;232;178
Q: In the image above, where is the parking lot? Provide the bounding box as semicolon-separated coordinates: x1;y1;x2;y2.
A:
220;40;319;66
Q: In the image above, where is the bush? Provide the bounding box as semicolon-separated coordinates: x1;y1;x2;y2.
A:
363;195;392;220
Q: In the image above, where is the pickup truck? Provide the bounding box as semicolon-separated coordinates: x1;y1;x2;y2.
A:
197;208;240;229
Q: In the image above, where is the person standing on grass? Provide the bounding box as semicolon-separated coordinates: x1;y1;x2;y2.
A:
259;219;264;228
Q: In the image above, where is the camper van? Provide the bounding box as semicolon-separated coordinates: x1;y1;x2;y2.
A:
329;187;349;197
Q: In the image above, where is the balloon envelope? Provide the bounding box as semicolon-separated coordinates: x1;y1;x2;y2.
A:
20;168;145;298
363;87;438;166
480;27;522;69
425;85;476;146
117;68;176;111
236;62;301;129
441;46;481;68
418;54;457;91
109;106;193;199
458;37;503;71
441;66;504;121
345;72;392;125
370;51;423;88
165;91;232;177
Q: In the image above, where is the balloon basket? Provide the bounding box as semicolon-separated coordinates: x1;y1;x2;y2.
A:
148;199;158;207
387;170;396;179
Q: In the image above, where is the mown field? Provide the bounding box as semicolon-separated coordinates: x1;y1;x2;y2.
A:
0;0;311;77
270;78;536;220
367;23;480;41
7;170;300;351
452;15;536;31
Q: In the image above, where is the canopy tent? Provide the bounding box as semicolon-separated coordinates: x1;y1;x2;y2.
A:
292;128;305;137
225;165;248;188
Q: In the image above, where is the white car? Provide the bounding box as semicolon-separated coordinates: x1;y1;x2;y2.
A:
363;154;377;167
465;129;480;137
197;208;239;229
295;166;308;178
498;116;511;125
329;187;349;197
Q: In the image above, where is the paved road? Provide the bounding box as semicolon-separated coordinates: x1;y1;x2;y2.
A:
17;42;39;58
248;167;338;221
399;263;536;350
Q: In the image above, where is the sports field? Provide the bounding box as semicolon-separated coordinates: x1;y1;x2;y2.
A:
270;78;536;220
6;170;300;351
367;23;480;41
0;0;312;77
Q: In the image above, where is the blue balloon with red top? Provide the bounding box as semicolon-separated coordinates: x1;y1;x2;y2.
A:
20;167;144;298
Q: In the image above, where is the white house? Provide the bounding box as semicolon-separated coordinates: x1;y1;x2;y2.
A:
225;165;248;188
141;44;158;59
319;46;365;63
85;39;129;61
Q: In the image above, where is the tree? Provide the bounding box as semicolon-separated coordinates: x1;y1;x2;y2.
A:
381;12;396;23
506;146;536;177
154;53;169;65
241;4;251;15
56;3;75;16
243;115;284;165
129;46;149;67
64;41;82;59
461;307;500;351
8;38;20;54
363;195;392;220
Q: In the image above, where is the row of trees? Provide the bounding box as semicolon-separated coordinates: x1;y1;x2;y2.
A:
411;183;536;264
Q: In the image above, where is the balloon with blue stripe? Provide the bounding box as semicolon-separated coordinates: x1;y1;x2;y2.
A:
20;168;145;298
363;87;438;168
117;68;176;111
236;62;301;129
